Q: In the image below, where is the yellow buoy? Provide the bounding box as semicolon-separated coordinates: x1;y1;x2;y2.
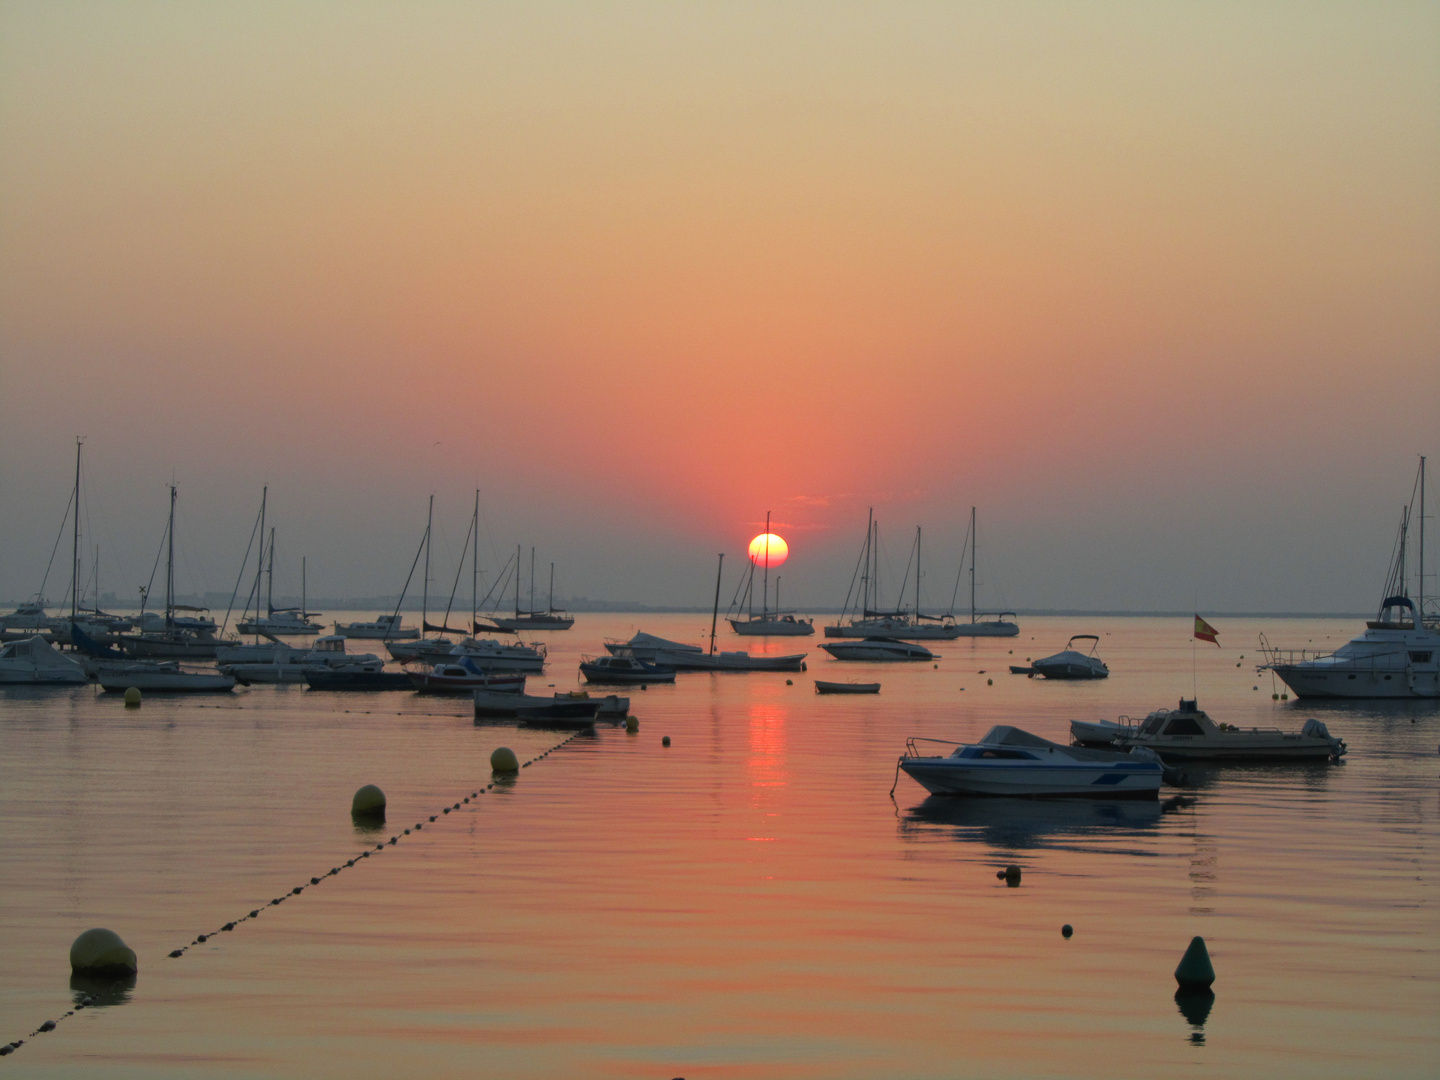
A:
625;716;639;733
70;929;137;974
490;746;520;773
123;687;141;707
351;784;386;816
662;735;671;747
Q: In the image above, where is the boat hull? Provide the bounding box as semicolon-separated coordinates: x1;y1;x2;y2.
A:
1270;664;1440;699
98;671;235;692
305;670;412;690
900;757;1160;798
658;650;807;672
950;622;1020;637
729;619;815;637
820;641;933;662
488;615;575;631
814;681;880;694
823;622;960;640
1030;661;1108;679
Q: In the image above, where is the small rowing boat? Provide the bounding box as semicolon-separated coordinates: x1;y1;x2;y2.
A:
814;680;880;694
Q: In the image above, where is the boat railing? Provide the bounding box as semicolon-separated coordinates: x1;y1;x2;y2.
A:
902;736;963;759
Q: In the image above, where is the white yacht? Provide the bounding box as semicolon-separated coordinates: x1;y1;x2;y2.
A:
236;608;324;636
1261;596;1439;699
0;600;67;642
824;516;961;640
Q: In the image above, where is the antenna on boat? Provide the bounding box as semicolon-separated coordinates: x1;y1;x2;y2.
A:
709;553;724;655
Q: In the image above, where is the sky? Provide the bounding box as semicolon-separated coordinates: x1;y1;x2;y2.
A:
1;2;1437;614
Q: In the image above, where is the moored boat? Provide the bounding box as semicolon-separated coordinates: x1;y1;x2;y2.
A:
1025;635;1108;680
814;680;880;694
409;663;526;694
472;688;602;721
0;636;88;684
1109;699;1346;761
579;654;676;684
821;637;934;662
1260;596;1439;700
96;666;236;693
898;726;1165;799
333;614;419;640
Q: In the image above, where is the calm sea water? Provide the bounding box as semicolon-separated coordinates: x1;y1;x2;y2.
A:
1;614;1436;1079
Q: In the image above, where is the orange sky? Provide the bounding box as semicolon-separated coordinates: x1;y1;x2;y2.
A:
1;3;1437;611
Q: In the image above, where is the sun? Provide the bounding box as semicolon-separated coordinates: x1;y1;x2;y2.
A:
747;532;789;568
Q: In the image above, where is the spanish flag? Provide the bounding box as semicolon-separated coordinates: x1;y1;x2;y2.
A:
1194;615;1220;646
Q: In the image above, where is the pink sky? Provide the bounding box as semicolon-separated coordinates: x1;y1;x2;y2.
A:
1;3;1437;612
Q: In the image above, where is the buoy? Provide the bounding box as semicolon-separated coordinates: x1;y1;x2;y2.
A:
69;929;137;975
1003;865;1021;886
662;736;671;747
123;686;141;707
490;746;520;773
933;663;938;669
786;679;793;685
640;683;647;690
1174;935;1216;989
987;678;993;686
351;784;386;817
1281;693;1288;700
1272;693;1279;700
626;716;639;733
1061;924;1073;938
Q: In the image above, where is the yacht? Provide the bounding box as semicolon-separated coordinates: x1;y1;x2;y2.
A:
237;608;324;636
1261;596;1439;700
824;515;962;640
898;726;1165;799
728;512;815;637
0;600;67;642
485;548;575;631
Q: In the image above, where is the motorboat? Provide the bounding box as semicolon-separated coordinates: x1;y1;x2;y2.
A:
1113;699;1346;761
221;636;382;685
333;614;419;639
236;608;324;636
1014;635;1109;679
897;726;1165;799
0;636;88;684
814;680;880;694
96;665;236;693
579;654;676;684
821;637;935;662
1260;596;1439;700
448;636;546;672
605;633;704;662
304;662;412;690
473;689;602;721
409;663;526;694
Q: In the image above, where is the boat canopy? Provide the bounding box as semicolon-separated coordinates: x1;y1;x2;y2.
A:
977;726;1058;749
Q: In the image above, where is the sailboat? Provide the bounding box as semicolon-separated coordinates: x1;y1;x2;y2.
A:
728;511;814;636
951;507;1019;637
487;547;575;631
118;486;232;658
236;529;324;636
824;514;963;640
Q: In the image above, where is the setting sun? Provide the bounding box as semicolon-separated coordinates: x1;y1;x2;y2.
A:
747;533;789;568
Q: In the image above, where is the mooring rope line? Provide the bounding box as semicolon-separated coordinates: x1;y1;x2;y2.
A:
0;729;587;1059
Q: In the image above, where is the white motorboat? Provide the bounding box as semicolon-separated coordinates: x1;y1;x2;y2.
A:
333;614;419;639
1018;635;1109;680
897;726;1165;799
96;665;236;693
821;637;935;662
409;663;527;694
1069;717;1141;747
579;655;677;684
605;633;704;662
1261;596;1439;700
1107;699;1347;761
221;636;381;684
446;636;546;673
0;636;88;684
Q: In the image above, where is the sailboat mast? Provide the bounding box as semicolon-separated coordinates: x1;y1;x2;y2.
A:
861;508;872;617
302;556;307;621
514;544;521;617
710;553;724;655
548;562;555;615
970;506;977;623
762;511;771;619
422;495;433;639
472;490;479;632
1421;456;1427;619
254;487;267;637
70;438;82;623
915;526;922;617
166;485;177;626
267;527;275;616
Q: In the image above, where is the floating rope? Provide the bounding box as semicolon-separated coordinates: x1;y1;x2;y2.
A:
0;729;587;1057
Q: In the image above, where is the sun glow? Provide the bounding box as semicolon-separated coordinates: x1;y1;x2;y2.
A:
747;533;789;568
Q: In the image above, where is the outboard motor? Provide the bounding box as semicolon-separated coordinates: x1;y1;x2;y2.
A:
1302;718;1347;760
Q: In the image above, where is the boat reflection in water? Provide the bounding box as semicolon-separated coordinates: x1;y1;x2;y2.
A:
898;794;1168;852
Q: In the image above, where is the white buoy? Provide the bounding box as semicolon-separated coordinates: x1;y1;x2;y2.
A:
70;929;137;974
490;746;520;773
